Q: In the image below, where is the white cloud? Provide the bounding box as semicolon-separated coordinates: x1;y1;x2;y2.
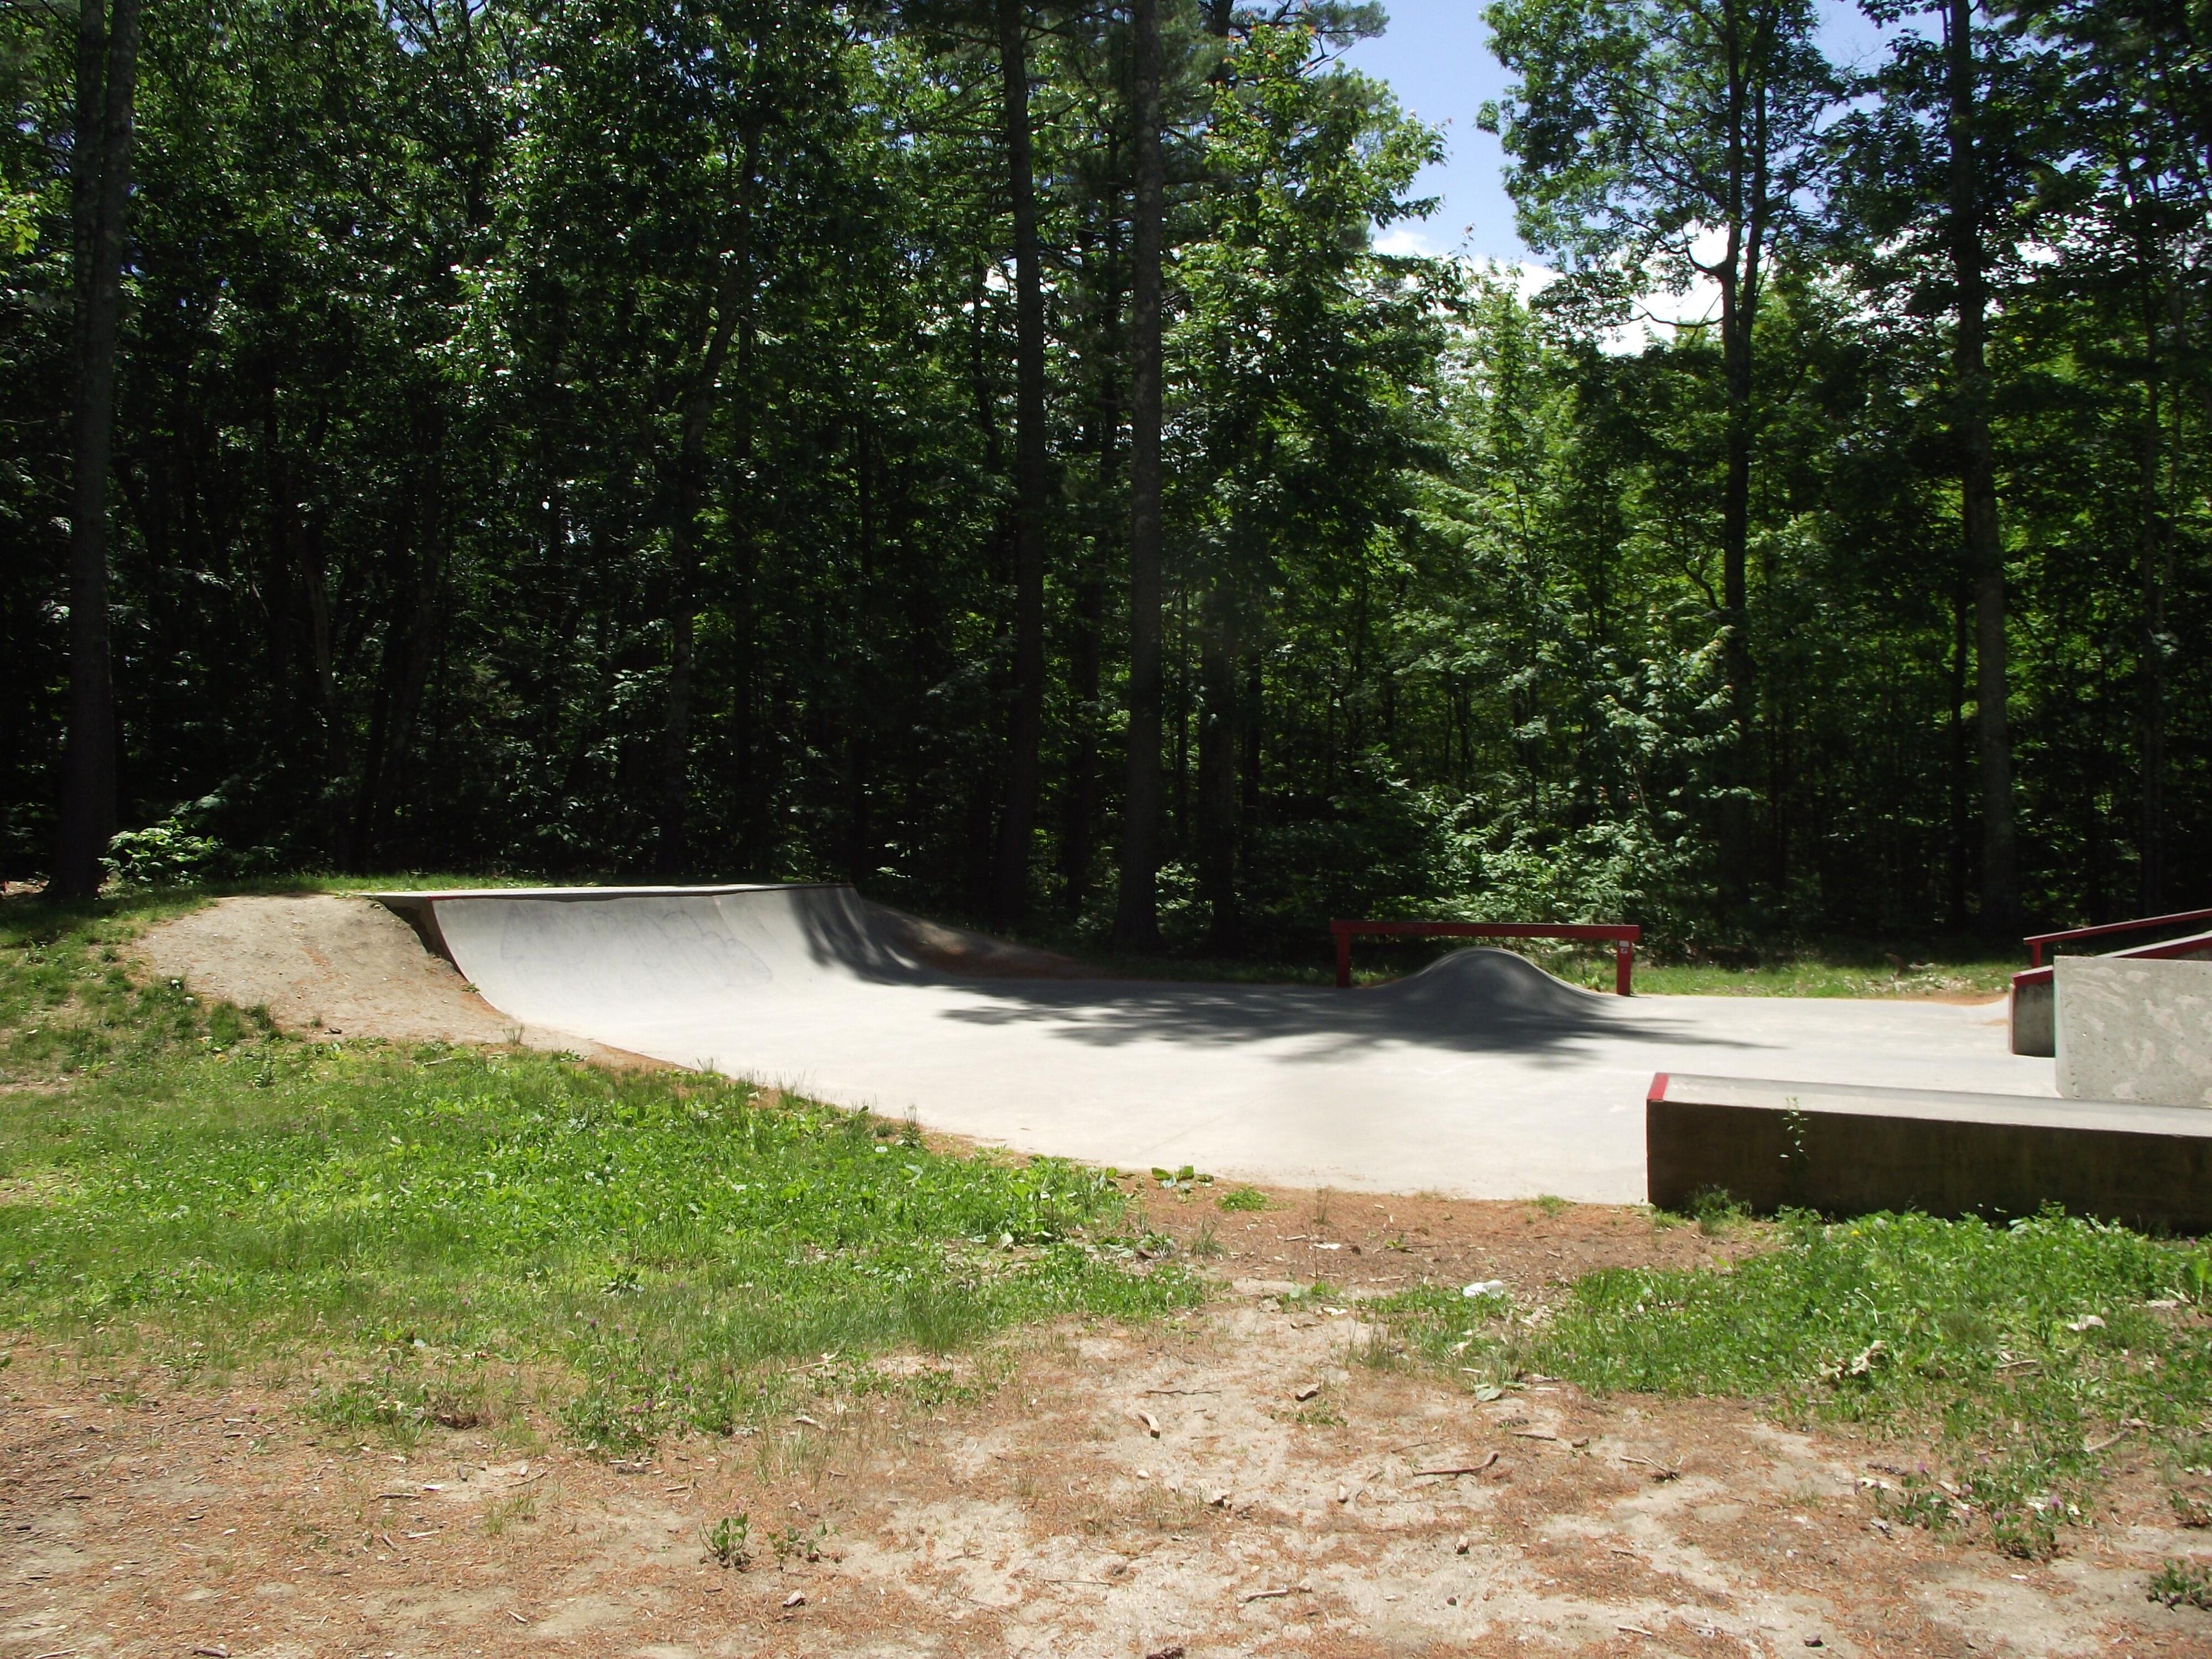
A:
1372;223;1450;258
1471;229;1728;355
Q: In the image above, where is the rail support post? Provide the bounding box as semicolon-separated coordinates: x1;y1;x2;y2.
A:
1615;940;1633;997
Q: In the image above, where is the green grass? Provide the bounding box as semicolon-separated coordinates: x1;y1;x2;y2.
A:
1370;1210;2212;1558
0;896;1198;1451
1491;937;2017;999
1626;955;2014;999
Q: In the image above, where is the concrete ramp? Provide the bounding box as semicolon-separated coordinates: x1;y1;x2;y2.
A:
373;884;2054;1202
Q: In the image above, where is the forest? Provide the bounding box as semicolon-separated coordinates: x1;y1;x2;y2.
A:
2;0;2206;956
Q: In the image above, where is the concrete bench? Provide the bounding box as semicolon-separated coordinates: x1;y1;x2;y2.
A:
1647;1072;2212;1233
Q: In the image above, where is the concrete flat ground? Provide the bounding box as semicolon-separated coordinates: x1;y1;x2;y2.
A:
391;885;2052;1204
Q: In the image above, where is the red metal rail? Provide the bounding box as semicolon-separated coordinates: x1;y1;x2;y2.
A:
2013;926;2212;990
1330;919;1641;995
2024;907;2212;967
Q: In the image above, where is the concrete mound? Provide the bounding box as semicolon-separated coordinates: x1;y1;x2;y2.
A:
1373;945;1608;1021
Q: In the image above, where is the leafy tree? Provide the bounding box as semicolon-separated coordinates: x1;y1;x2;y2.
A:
1484;0;1838;901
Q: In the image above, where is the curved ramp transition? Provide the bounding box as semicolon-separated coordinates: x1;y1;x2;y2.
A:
373;884;2052;1202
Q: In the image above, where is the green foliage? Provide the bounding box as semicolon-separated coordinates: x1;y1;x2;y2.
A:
104;813;225;891
0;897;1199;1448
1217;1185;1269;1212
2;0;2206;945
702;1513;753;1570
2149;1558;2212;1611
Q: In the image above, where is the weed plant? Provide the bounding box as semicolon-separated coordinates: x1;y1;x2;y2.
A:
2150;1558;2212;1610
1371;1210;2212;1558
0;897;1198;1451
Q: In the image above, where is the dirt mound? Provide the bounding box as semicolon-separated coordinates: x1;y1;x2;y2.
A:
134;894;639;1062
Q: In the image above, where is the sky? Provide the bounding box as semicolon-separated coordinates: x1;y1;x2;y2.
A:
1339;0;1904;270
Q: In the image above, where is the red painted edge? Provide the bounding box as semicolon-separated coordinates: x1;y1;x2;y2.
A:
1647;1071;1670;1106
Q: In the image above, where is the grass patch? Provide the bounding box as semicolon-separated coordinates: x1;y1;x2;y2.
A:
0;896;1199;1451
1496;937;2017;999
1370;1210;2212;1558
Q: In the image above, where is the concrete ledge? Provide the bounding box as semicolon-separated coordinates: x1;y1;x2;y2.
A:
1647;1072;2212;1233
2056;955;2212;1106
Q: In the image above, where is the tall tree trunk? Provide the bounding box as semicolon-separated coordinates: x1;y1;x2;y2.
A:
1113;0;1166;951
350;437;447;872
53;0;141;899
1708;0;1759;911
2137;300;2166;914
990;0;1049;926
849;407;877;885
1239;647;1261;861
1714;256;1757;910
1948;0;2018;935
1063;219;1122;916
658;132;759;878
1196;584;1238;950
1946;586;1969;927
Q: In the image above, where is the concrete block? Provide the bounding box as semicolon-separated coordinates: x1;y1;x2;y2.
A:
2055;955;2212;1107
2010;972;2053;1056
1647;1072;2212;1232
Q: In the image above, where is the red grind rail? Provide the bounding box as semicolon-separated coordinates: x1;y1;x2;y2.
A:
1331;919;1642;995
2012;923;2212;994
2024;906;2212;968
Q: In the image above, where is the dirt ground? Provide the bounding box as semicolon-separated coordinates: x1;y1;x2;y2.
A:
5;899;2206;1657
7;1235;2208;1659
130;896;652;1068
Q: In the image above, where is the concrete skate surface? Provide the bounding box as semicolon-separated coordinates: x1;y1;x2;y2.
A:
377;884;2054;1203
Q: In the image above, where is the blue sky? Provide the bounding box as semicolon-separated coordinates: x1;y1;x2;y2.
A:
1339;0;1903;264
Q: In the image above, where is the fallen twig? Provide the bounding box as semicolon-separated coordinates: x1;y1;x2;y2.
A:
1411;1452;1500;1478
1240;1584;1309;1604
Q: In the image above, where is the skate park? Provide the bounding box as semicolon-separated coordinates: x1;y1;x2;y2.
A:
364;882;2212;1222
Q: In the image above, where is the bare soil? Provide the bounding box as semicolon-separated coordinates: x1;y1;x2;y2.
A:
6;1258;2206;1659
7;899;2200;1657
131;895;653;1067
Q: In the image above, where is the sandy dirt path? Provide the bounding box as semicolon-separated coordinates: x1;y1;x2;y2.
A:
5;1236;2205;1659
